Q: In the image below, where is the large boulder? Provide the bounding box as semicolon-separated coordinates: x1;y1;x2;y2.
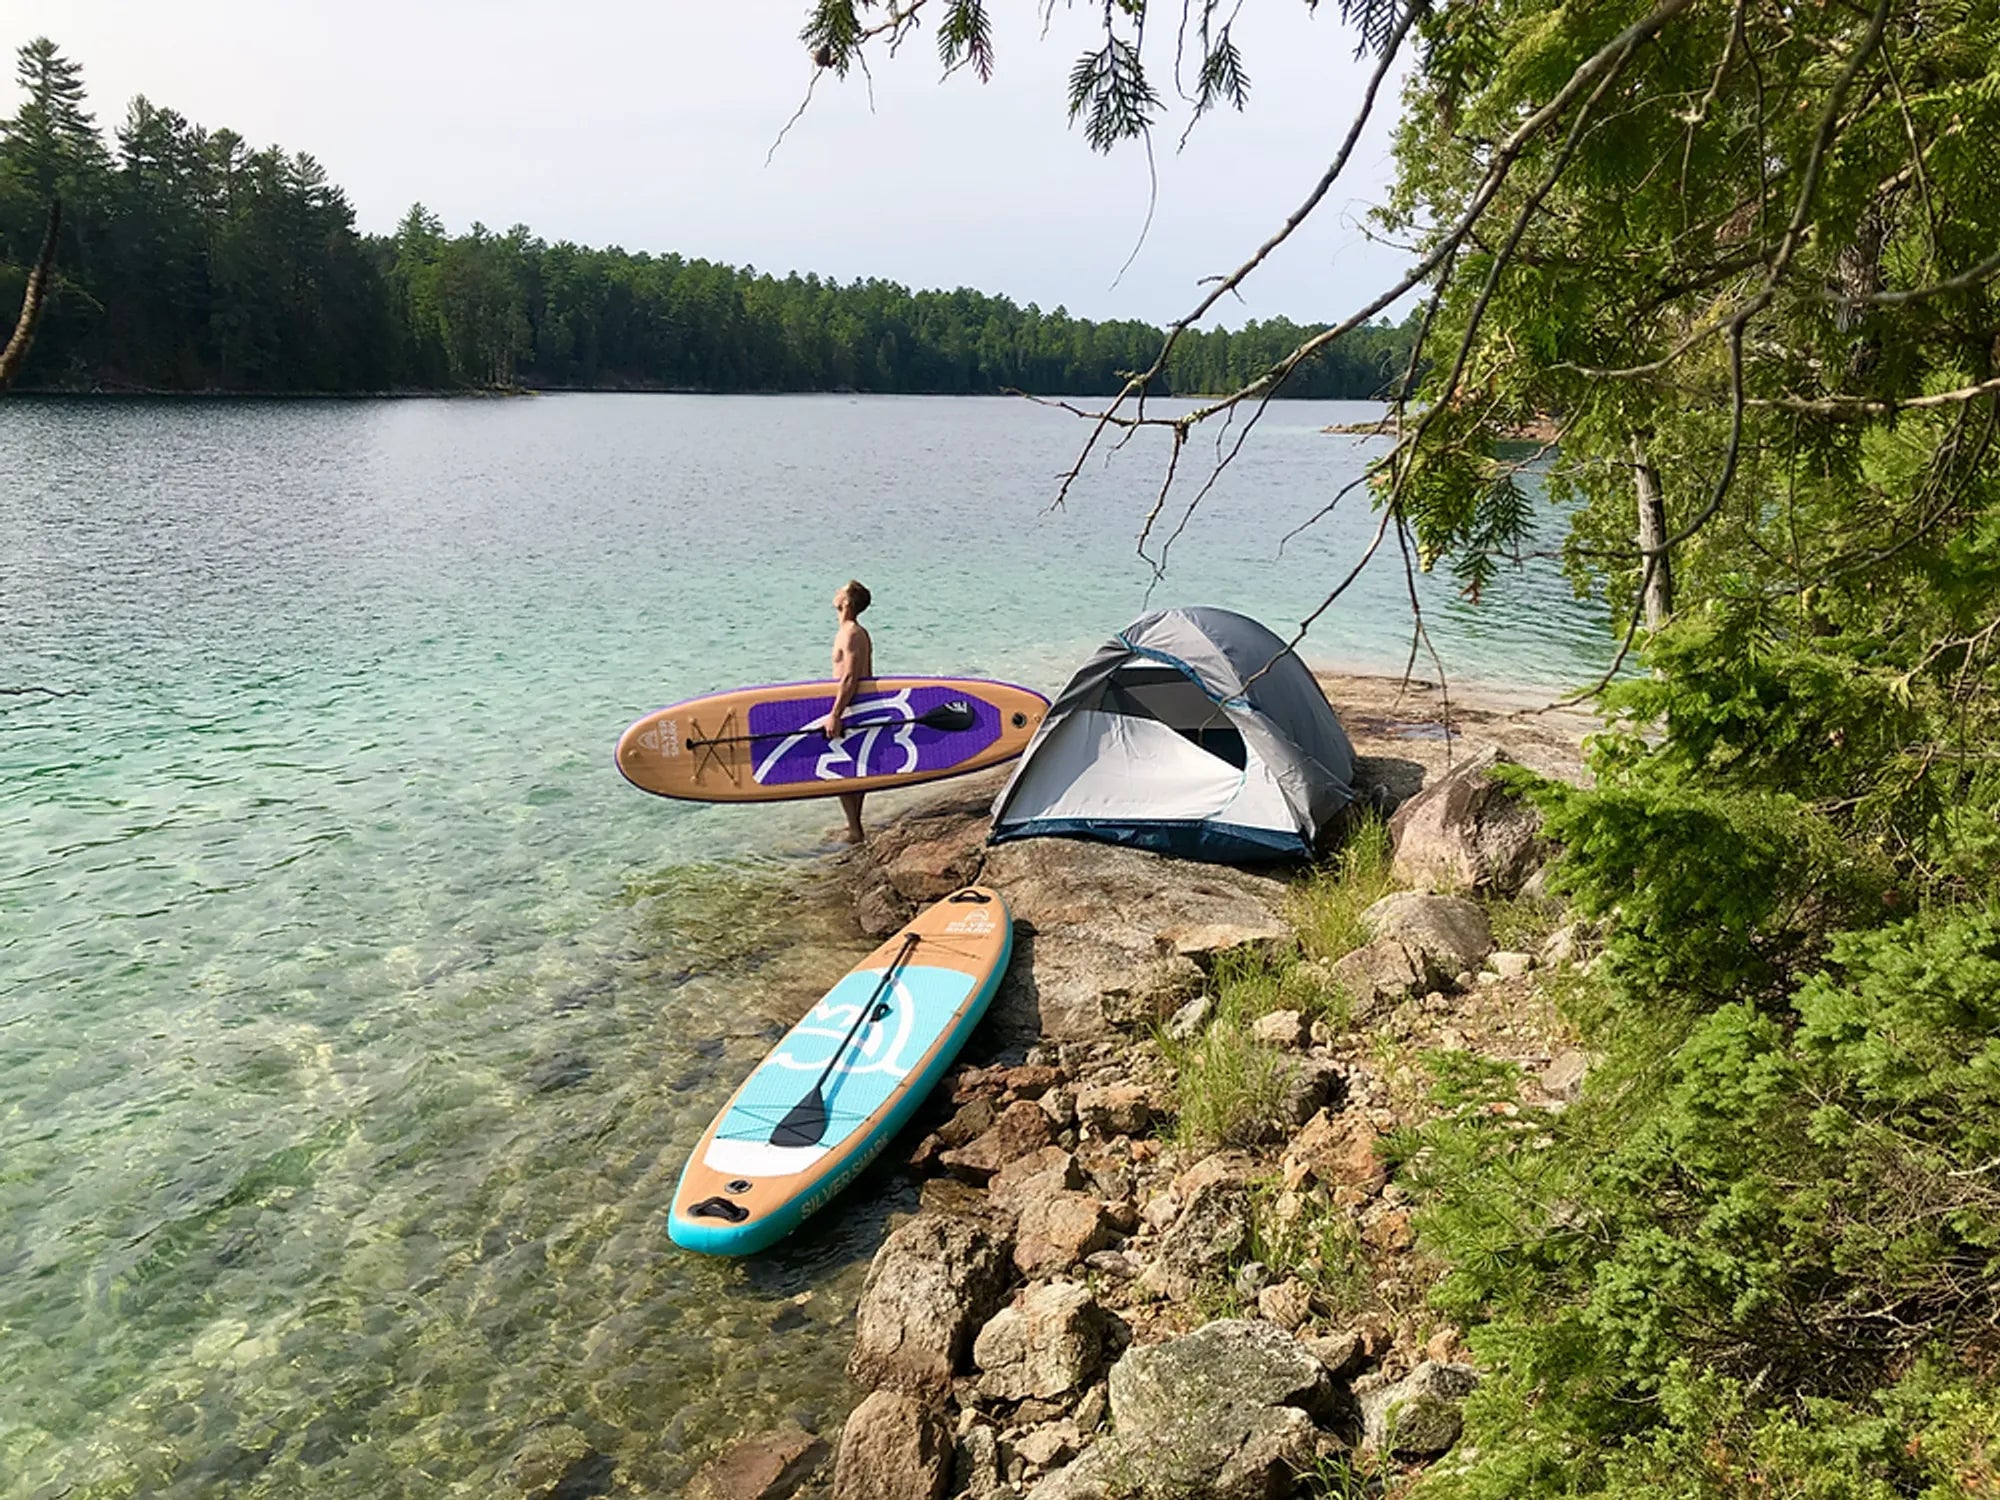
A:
1025;1320;1331;1499
1388;746;1548;897
849;1212;1014;1394
973;1281;1106;1401
1110;1319;1330;1428
981;840;1289;1041
1359;892;1493;979
687;1423;827;1500
1358;1361;1479;1457
831;1390;952;1500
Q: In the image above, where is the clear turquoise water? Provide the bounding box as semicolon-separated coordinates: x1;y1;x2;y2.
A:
0;394;1611;1497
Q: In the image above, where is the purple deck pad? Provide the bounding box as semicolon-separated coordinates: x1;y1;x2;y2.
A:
746;685;1002;787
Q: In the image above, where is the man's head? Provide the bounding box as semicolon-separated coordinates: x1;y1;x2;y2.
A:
834;579;872;618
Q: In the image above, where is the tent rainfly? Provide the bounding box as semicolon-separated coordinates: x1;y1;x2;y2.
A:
989;606;1356;862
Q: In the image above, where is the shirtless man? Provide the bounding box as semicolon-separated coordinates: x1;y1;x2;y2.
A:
824;579;874;844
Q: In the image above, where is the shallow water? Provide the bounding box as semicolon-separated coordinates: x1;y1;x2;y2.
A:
0;394;1611;1496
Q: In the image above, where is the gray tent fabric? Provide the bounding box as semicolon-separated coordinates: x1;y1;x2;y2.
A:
990;606;1355;861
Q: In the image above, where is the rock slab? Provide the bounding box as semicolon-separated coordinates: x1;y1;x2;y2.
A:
981;840;1288;1041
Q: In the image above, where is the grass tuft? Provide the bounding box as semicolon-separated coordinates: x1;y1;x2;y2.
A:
1251;1180;1374;1316
1163;952;1299;1148
1291;815;1398;964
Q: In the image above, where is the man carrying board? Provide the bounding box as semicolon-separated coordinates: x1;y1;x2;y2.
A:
824;579;874;844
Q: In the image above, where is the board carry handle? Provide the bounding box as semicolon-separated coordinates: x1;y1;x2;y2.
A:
686;699;977;750
768;931;921;1149
688;1195;750;1223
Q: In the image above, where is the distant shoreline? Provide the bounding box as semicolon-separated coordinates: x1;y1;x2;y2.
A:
1323;411;1562;443
4;383;1400;404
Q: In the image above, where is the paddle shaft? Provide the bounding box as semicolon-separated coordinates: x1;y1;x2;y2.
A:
808;932;918;1099
687;702;973;750
770;931;920;1148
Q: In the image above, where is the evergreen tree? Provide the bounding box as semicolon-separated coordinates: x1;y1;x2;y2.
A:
1;37;102;199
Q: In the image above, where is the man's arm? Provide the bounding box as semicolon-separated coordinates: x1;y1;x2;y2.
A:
826;626;862;738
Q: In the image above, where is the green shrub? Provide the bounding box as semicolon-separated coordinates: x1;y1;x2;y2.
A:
1165;1015;1292;1150
1403;908;2000;1498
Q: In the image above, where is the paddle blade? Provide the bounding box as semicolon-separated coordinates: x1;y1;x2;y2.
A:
917;699;978;733
770;1091;829;1149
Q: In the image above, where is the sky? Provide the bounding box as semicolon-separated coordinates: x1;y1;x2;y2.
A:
3;1;1417;327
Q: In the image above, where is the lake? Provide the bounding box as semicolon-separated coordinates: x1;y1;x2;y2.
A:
0;393;1611;1496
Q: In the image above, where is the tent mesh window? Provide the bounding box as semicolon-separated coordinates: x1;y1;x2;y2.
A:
1090;666;1249;769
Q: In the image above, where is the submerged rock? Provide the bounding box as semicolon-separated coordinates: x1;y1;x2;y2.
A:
687;1422;827;1500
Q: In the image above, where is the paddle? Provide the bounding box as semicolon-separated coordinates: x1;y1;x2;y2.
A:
770;932;920;1149
687;698;977;749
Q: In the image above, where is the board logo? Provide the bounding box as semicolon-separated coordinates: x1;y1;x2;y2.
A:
639;721;683;757
944;911;996;936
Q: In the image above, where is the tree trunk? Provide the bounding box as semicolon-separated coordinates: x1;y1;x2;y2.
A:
1631;435;1673;628
0;198;62;393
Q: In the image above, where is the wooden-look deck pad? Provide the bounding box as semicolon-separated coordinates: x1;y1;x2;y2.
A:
616;678;1049;803
668;887;1012;1256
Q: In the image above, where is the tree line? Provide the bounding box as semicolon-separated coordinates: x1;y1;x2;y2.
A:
0;37;1416;398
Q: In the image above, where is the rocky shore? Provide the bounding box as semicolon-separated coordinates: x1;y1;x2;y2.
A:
687;672;1599;1500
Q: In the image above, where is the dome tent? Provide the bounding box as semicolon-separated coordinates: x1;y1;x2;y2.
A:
990;606;1356;862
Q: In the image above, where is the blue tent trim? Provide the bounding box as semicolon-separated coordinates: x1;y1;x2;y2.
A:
1113;636;1254;711
989;815;1309;863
